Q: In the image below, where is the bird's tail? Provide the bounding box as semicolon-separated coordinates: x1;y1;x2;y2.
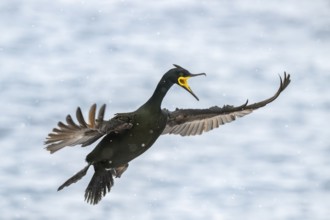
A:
84;163;114;205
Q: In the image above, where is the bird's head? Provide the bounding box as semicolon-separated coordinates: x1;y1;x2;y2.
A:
166;64;206;101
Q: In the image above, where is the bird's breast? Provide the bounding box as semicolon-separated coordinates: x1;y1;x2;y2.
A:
100;110;167;166
127;111;167;149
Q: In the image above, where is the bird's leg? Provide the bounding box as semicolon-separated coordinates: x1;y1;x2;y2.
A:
58;163;92;191
111;164;129;178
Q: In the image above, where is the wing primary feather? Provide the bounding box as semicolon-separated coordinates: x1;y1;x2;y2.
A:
205;119;213;132
175;124;188;134
172;124;184;134
180;124;191;136
57;122;71;131
96;104;106;127
212;117;219;128
187;122;197;136
222;115;229;123
196;121;204;135
216;116;224;126
76;107;88;128
66;115;80;129
88;104;97;128
189;122;198;136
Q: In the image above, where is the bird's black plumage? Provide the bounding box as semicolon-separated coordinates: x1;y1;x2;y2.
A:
45;65;291;204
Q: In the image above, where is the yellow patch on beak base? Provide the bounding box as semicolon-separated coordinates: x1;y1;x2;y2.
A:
178;76;192;92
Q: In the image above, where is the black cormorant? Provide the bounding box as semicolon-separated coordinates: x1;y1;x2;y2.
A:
45;64;291;204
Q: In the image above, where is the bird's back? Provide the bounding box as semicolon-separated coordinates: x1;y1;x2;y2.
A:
86;108;168;167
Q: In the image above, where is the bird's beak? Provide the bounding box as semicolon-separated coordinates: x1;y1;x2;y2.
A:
177;73;206;101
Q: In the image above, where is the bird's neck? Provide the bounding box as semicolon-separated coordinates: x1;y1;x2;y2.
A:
141;77;173;111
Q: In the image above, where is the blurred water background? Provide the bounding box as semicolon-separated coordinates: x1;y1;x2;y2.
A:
0;0;329;219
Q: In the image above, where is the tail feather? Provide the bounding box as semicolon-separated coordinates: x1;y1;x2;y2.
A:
84;164;114;205
58;164;91;191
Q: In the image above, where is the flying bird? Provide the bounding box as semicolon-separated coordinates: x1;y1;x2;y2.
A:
45;64;291;205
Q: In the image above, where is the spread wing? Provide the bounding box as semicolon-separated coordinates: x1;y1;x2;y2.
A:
162;72;291;136
45;104;132;154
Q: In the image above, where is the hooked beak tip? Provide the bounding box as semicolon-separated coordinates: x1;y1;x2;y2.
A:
191;72;206;77
185;87;200;101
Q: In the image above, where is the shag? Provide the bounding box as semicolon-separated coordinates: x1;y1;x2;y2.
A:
45;64;291;205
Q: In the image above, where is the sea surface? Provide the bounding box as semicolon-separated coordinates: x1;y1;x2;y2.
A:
0;0;329;219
